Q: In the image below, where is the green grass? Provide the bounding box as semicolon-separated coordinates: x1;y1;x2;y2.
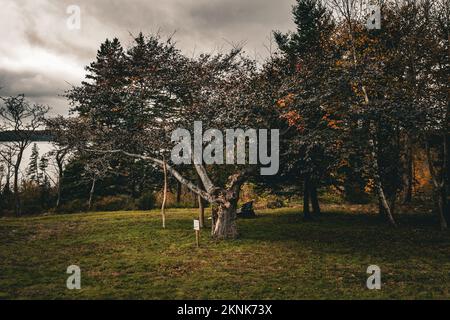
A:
0;206;449;300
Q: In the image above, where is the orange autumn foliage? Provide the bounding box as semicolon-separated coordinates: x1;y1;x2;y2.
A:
322;113;343;130
280;110;305;132
277;93;295;109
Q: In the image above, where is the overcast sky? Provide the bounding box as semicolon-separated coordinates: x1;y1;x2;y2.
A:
0;0;295;116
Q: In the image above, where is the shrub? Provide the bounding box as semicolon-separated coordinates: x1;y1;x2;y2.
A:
93;195;135;212
58;199;88;214
323;189;348;204
169;201;199;209
20;182;53;215
136;192;156;210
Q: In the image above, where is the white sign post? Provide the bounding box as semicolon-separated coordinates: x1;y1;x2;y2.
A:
194;219;200;247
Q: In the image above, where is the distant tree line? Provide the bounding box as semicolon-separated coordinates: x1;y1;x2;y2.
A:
0;130;53;142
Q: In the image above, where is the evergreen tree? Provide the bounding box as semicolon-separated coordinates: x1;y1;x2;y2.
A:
272;0;338;219
274;0;334;64
39;155;51;210
26;144;40;185
38;154;49;183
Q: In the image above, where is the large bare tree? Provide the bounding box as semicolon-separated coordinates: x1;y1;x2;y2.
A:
63;34;275;239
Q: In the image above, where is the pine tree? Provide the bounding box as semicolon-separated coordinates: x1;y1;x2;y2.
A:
26;144;40;185
274;0;334;62
70;38;128;118
39;155;51;210
273;0;338;220
38;154;49;184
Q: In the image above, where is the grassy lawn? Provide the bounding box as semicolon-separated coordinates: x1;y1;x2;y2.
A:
1;206;450;300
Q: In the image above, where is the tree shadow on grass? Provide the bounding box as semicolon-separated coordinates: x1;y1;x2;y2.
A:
238;210;450;263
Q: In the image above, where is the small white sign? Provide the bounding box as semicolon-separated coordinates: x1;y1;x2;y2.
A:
193;219;200;231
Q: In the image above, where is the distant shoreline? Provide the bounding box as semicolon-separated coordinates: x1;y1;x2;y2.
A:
0;130;53;142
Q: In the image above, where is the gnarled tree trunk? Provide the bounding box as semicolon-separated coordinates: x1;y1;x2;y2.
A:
212;201;238;239
211;205;218;235
209;172;246;239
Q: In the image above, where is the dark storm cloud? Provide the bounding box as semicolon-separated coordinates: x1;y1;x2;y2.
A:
0;69;62;98
186;0;290;28
0;0;295;115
